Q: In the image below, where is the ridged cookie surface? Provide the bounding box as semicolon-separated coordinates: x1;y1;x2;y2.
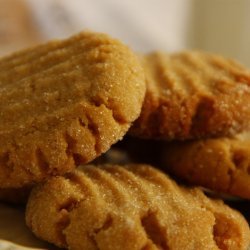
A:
162;132;250;199
0;32;145;188
26;164;250;250
130;51;250;140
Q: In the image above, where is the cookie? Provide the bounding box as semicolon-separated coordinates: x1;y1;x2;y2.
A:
161;132;250;199
130;51;250;140
26;164;250;250
0;31;145;188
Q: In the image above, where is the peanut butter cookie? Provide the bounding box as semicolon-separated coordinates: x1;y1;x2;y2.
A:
26;164;250;250
162;132;250;199
130;51;250;140
0;31;145;188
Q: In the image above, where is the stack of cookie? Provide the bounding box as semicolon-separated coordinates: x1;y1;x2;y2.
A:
0;31;250;250
133;52;250;200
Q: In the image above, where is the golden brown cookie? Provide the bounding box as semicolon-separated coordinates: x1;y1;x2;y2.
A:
0;31;145;188
130;51;250;140
161;132;250;199
26;164;250;250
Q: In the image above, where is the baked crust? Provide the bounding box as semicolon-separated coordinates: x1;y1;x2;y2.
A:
0;31;145;188
130;51;250;140
162;132;250;199
26;164;250;250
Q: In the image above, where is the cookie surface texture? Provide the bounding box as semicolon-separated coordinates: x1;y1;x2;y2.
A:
162;132;250;199
0;31;145;188
26;164;250;250
130;51;250;140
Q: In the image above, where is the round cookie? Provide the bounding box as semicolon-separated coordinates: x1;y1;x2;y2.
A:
130;51;250;140
0;31;145;188
161;132;250;199
26;164;250;250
